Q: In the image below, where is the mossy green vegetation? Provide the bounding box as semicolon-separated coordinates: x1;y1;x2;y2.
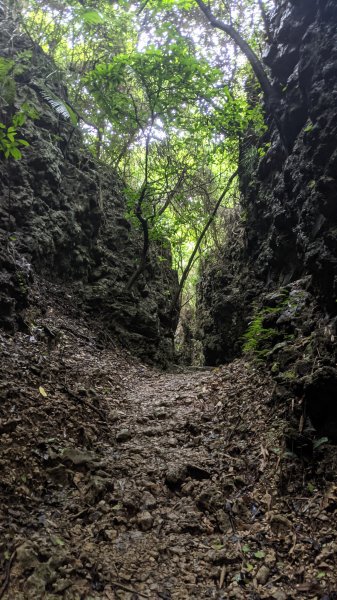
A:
242;291;291;359
242;310;279;358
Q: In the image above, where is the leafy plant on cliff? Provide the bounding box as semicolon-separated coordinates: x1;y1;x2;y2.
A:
0;57;16;105
39;86;78;126
0;112;29;159
242;312;278;357
242;302;288;358
242;288;297;358
0;52;39;159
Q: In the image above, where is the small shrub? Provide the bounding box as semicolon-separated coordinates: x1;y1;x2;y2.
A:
0;112;29;159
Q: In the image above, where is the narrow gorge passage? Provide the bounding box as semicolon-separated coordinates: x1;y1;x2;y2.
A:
1;1;337;598
1;284;337;600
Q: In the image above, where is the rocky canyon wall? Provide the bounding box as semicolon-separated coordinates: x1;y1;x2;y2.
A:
0;25;178;364
197;0;337;439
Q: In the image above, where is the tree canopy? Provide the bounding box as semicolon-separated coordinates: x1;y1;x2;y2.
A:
3;0;276;305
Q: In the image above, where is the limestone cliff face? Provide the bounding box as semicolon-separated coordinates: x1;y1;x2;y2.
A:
0;27;178;364
197;0;337;437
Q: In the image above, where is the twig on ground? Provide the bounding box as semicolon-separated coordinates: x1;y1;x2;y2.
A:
0;549;16;600
70;507;89;521
110;580;150;598
65;387;107;419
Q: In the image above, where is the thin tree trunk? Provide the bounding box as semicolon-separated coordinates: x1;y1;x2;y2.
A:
125;183;149;290
257;0;272;43
152;167;187;219
194;0;287;149
95;127;103;160
170;169;238;314
195;0;276;101
126;167;188;291
125;209;149;291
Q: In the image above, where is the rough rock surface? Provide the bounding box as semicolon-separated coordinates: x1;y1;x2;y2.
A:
249;0;337;309
196;0;337;435
0;26;178;364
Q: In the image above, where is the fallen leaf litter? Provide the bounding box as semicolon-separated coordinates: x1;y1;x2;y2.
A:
0;281;337;599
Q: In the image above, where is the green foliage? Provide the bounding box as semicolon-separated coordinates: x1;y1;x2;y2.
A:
77;9;104;25
0;49;38;160
0;52;33;105
303;120;314;133
242;290;295;358
0;57;14;80
146;0;195;7
242;311;278;357
313;437;329;450
39;87;78;125
281;369;296;380
258;141;271;157
0;57;16;105
0;112;30;160
19;0;270;296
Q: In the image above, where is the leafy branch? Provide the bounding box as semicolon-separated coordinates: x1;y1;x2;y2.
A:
170;168;239;313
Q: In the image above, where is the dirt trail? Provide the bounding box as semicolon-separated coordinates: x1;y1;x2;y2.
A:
1;284;337;600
